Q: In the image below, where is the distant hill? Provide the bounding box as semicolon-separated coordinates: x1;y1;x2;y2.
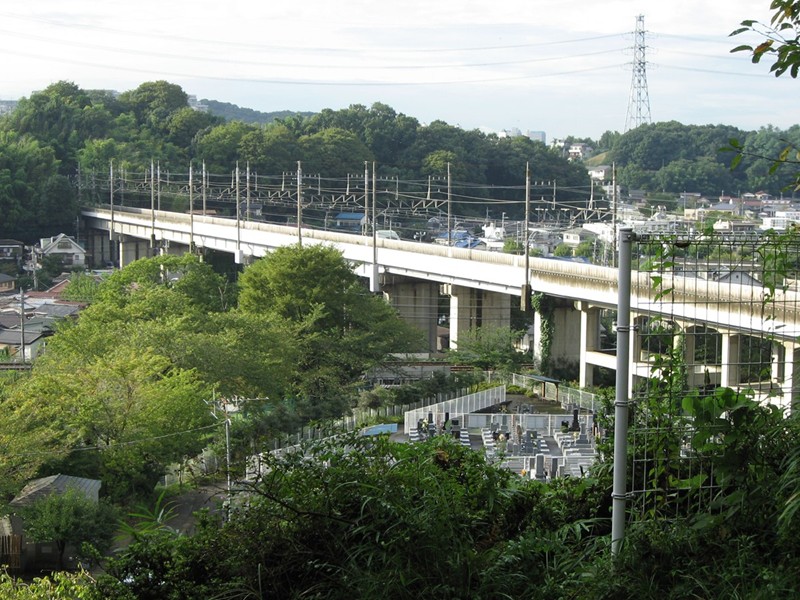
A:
201;99;314;125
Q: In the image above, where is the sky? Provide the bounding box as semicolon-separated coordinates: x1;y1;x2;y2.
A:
0;1;795;141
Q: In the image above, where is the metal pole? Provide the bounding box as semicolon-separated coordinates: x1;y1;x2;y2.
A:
235;163;241;255
371;161;379;293
522;162;531;311
189;163;194;252
447;163;452;247
202;161;207;216
150;160;156;252
225;412;232;496
109;159;114;240
157;162;161;211
246;162;251;222
611;226;634;556
296;161;303;246
364;161;369;236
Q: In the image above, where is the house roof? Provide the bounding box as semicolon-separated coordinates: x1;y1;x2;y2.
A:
40;233;86;254
0;313;19;329
9;474;101;508
0;273;16;283
33;303;82;319
0;329;45;345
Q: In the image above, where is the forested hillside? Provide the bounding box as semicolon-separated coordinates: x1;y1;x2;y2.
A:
201;99;314;125
0;78;797;244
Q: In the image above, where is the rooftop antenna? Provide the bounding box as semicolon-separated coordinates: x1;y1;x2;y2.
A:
624;14;652;132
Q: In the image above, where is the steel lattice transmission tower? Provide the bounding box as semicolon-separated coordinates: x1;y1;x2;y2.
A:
624;14;651;132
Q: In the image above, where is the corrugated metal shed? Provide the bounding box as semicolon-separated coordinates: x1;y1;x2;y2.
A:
8;474;101;508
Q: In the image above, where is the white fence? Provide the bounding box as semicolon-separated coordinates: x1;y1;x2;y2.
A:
403;386;506;434
486;372;603;413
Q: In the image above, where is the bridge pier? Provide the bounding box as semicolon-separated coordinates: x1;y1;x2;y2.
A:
720;333;741;389
783;343;800;412
444;285;510;350
118;236;152;268
85;230;115;268
577;302;602;388
547;301;582;377
382;276;439;352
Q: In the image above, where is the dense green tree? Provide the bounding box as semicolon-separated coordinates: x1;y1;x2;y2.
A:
0;130;77;240
117;81;189;135
362;102;419;164
165;107;221;149
2;346;213;500
611;121;755;194
237;244;424;418
238;123;299;174
446;326;527;370
1;81;103;173
597;129;622;152
298;127;373;176
193;120;256;173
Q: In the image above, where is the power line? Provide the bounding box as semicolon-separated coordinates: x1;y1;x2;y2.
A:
0;423;221;461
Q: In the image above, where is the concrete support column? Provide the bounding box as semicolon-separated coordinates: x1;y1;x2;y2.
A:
721;333;741;388
577;302;601;388
548;304;582;373
782;342;800;413
683;326;700;388
118;237;153;268
382;277;439;352
447;285;510;350
772;341;785;389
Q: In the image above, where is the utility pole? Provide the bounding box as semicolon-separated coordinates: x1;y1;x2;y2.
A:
109;160;115;257
157;162;161;211
296;161;303;246
235;163;241;255
246;162;251;222
18;287;26;364
364;162;369;236
150;160;156;253
202;161;207;216
612;164;618;267
371;161;379;293
189;163;194;252
522;162;532;312
447;163;452;247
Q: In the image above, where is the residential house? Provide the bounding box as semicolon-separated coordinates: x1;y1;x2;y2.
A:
567;143;593;161
712;220;759;235
2;474;102;571
712;268;761;286
38;234;86;269
0;329;46;362
333;212;365;233
0;239;24;265
0;273;15;294
562;227;597;249
587;165;612;181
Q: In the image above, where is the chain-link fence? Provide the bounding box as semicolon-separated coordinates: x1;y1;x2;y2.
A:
624;229;800;519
